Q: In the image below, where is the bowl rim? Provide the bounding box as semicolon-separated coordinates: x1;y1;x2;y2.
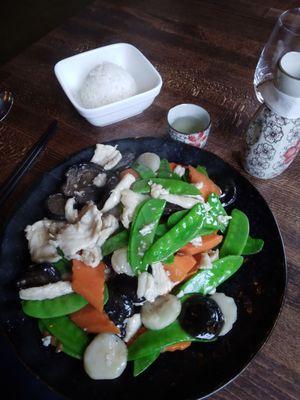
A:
54;42;163;114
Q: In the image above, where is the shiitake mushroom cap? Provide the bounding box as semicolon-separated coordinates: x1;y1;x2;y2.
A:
179;294;224;340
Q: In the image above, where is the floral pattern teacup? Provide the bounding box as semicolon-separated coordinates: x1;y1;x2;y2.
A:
167;104;211;148
243;105;300;179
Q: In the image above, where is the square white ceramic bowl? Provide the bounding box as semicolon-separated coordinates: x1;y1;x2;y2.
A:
54;43;163;126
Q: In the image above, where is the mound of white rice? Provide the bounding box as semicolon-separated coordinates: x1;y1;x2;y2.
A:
79;62;137;108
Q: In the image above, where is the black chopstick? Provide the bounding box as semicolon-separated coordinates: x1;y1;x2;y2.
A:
0;120;58;209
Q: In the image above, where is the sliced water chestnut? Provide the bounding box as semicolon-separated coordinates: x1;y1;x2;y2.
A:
179;294;224;340
17;263;61;289
46;193;68;220
61;163;104;204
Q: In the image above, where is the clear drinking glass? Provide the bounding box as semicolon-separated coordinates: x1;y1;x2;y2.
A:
254;8;300;102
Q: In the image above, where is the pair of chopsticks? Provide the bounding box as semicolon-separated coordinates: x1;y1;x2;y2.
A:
0;120;58;209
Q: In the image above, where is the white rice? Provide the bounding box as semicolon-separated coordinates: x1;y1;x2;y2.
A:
79;62;137;108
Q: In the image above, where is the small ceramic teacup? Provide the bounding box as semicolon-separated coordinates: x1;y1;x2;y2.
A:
276;51;300;98
167;103;211;148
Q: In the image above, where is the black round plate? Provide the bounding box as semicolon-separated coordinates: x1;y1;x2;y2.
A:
0;137;286;400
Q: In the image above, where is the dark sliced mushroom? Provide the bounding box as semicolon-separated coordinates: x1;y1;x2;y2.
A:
112;151;135;171
163;202;184;216
17;263;61;289
104;275;142;338
61;163;105;204
97;173;120;210
46;193;68;220
179;294;224;340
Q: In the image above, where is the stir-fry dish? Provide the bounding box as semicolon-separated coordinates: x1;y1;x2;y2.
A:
18;144;264;380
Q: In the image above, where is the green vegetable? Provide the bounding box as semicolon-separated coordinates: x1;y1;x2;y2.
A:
167;210;188;227
101;230;129;257
206;193;228;232
54;249;71;275
155;223;168;237
144;203;219;264
133;351;160;376
196;165;208;176
104;284;109;305
132;178;200;195
220;209;249;257
128;199;166;274
132;162;155;179
39;316;89;359
22;293;88;318
242;236;264;255
156;159;180;180
128;320;209;360
177;255;244;297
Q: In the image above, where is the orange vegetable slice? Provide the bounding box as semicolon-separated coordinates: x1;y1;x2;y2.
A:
164;254;196;283
119;168;139;180
70;304;119;334
164;341;191;352
72;260;105;312
180;233;223;255
188;166;221;200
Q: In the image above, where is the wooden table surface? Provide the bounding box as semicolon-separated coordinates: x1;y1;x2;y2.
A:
0;0;299;399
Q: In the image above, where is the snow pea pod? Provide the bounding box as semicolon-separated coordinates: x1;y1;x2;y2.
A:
132;162;155;179
167;210;188;227
156;159;180;180
39;316;89;359
242;236;264;255
128;320;209;360
177;255;244;298
22;293;88;318
101;230;129;257
196;165;208;176
144;203;220;264
133;351;160;376
128;198;166;274
220;209;249;257
132;178;200;195
206;193;228;232
155;223;168;237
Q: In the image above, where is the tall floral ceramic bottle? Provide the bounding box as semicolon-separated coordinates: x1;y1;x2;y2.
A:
243;105;300;179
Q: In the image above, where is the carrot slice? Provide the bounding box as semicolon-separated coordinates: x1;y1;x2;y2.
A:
164;341;191;352
72;260;105;311
119;168;139;180
180;234;223;255
70;304;119;334
164;254;196;283
188;166;221;200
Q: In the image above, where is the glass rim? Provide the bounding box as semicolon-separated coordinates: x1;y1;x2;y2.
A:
279;7;300;36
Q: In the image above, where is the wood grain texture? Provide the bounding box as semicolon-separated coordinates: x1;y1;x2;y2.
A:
0;0;299;399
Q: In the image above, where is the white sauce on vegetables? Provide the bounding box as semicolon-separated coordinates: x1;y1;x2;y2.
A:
211;293;237;336
25;219;64;263
65;197;78;223
19;281;73;300
101;173;136;213
139;222;156;236
97;214;119;247
120;189;148;228
93;172;107;187
90;144;122;170
53;202;102;258
150;183;202;209
173;165;185;177
190;236;202;247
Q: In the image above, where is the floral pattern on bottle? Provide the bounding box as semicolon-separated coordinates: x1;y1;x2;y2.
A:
243;105;300;179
